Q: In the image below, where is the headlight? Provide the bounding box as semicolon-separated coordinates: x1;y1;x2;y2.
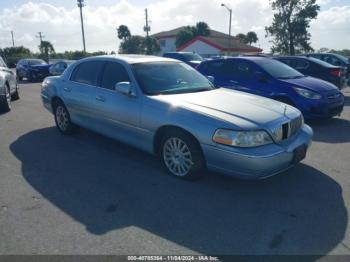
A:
294;87;321;99
213;129;273;147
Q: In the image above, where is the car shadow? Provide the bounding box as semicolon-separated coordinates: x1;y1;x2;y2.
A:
307;117;350;143
10;127;347;255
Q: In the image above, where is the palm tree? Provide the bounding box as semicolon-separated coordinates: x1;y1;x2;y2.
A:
39;41;55;62
246;31;258;45
194;22;210;37
117;25;131;41
236;33;247;43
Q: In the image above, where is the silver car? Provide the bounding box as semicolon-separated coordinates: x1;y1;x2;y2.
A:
41;55;313;180
0;56;19;112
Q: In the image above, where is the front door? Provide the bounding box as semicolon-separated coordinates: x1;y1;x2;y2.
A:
91;62;142;147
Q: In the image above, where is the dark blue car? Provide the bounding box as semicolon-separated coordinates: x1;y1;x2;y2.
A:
16;59;51;82
304;53;350;83
163;52;204;68
274;56;347;89
197;57;344;120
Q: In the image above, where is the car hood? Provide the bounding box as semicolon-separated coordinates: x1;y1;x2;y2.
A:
151;88;300;129
280;76;338;93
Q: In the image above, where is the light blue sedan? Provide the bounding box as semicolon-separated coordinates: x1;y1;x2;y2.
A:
41;55;313;180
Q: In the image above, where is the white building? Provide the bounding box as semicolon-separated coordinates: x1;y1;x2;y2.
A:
152;27;262;57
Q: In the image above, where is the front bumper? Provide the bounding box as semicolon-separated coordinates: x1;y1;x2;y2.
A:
202;124;313;180
297;92;344;120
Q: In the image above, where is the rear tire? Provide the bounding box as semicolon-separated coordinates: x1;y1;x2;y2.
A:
0;85;11;112
53;100;75;135
159;129;205;180
11;85;20;101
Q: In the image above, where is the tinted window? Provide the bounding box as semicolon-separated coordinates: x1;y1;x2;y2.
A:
255;59;304;79
235;61;255;78
71;61;104;86
0;57;6;67
277;59;292;66
181;53;203;62
132;62;214;95
308;57;334;68
27;59;47;66
203;60;226;74
294;59;309;70
101;62;130;90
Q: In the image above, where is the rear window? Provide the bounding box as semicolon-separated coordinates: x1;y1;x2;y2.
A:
70;61;104;86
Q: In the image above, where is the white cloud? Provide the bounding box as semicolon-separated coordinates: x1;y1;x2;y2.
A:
0;0;348;53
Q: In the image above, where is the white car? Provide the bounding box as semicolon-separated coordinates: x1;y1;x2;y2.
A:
0;56;19;112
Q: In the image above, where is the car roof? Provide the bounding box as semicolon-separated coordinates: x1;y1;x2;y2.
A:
80;54;178;64
275;56;308;59
164;52;193;55
204;56;271;63
275;56;338;68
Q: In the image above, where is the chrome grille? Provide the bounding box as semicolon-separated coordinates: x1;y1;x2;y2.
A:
289;115;303;137
272;115;303;141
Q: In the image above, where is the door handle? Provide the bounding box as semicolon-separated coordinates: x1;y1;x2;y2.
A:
95;96;106;102
63;87;71;92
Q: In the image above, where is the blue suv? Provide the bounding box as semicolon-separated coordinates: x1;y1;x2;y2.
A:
197;57;344;120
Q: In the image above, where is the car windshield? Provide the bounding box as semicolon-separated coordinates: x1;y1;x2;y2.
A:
182;53;204;62
308;57;336;67
332;53;349;64
28;59;47;66
257;59;304;79
132;62;215;95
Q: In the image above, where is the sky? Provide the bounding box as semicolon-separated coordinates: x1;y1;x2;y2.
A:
0;0;349;53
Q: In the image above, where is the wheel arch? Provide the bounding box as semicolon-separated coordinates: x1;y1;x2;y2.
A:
153;125;203;155
51;96;65;111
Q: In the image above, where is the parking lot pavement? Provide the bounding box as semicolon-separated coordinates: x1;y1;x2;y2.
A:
0;82;350;256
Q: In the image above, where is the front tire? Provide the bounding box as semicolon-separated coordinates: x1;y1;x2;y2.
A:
53;100;75;135
0;85;11;112
160;130;205;180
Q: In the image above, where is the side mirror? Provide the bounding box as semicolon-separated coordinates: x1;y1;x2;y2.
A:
115;82;135;97
207;75;215;83
49;67;57;75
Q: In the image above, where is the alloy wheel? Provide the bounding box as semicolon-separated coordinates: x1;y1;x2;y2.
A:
163;137;193;177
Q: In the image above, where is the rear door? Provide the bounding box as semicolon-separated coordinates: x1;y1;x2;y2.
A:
63;61;104;125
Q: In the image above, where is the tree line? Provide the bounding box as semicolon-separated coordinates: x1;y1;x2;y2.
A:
1;0;347;66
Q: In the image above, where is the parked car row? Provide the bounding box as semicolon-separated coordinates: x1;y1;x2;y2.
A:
15;59;75;82
3;52;348;181
198;56;344;120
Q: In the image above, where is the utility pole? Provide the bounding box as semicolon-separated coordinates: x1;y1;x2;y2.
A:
221;3;232;51
11;31;15;47
77;0;86;52
36;32;45;46
144;8;151;37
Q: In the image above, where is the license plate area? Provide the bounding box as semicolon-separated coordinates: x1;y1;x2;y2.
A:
293;145;307;164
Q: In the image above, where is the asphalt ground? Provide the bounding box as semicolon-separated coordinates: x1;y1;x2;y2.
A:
0;82;350;256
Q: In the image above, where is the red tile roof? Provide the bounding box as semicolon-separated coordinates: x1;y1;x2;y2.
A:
177;36;262;52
